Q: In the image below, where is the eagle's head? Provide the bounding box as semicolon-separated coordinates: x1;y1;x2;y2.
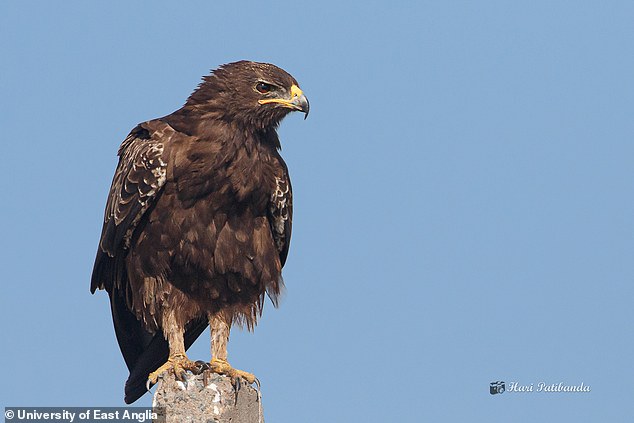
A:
185;61;309;130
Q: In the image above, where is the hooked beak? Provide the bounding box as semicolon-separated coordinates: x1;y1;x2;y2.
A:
259;84;310;119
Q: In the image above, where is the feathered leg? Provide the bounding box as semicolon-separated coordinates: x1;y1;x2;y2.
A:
147;310;198;385
206;312;256;383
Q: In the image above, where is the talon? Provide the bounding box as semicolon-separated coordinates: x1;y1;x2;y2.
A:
147;354;198;386
193;360;210;374
146;379;153;393
207;358;256;385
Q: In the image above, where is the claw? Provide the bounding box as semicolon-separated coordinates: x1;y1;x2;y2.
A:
146;379;153;393
193;360;211;375
146;354;198;387
206;358;256;385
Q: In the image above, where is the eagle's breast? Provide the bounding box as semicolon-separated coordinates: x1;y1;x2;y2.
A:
126;131;285;314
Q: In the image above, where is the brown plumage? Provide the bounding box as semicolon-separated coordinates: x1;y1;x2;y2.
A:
90;61;308;404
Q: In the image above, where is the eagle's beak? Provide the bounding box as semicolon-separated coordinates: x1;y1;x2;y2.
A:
259;84;310;119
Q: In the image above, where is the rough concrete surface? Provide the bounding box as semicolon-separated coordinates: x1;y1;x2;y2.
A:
152;371;264;423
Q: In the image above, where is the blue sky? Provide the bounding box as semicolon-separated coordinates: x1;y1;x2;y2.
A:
1;1;633;421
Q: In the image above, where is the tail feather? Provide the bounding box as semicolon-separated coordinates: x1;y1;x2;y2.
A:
108;290;208;404
123;318;207;404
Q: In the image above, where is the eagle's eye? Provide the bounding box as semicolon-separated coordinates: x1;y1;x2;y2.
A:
255;82;273;94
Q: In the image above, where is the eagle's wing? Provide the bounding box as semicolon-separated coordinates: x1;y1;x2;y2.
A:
91;122;169;293
269;170;293;267
90;121;196;405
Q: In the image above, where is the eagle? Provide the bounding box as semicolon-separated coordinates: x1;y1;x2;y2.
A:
90;61;308;404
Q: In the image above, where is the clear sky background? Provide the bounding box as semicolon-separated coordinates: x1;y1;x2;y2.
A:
1;1;633;421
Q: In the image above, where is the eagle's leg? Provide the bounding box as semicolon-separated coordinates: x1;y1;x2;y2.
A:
206;313;256;384
147;312;198;385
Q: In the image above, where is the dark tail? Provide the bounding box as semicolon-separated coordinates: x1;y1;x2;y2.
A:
108;290;208;404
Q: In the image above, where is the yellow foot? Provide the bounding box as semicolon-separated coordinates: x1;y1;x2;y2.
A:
147;354;198;385
207;358;256;384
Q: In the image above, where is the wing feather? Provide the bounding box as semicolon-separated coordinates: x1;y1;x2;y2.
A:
91;122;169;292
268;171;293;267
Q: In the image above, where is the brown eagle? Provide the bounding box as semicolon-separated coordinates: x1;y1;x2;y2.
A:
90;61;308;404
